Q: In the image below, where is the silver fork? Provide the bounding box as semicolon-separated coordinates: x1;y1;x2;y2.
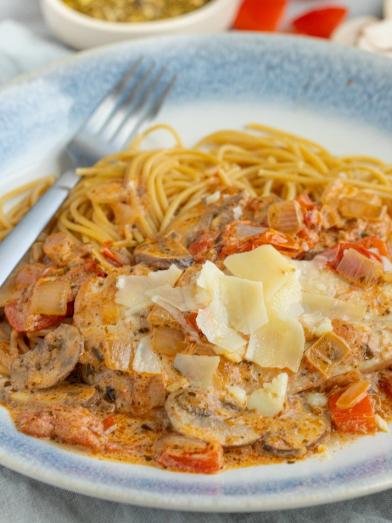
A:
0;60;176;287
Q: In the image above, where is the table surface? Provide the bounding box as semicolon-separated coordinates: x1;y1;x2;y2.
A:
0;0;391;521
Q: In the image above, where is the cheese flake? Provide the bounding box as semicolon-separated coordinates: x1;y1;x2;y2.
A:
196;261;268;360
248;373;288;417
173;354;220;388
116;265;182;313
247;315;305;372
224;245;296;302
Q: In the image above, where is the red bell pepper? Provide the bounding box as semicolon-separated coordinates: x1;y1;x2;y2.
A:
292;6;348;39
233;0;287;32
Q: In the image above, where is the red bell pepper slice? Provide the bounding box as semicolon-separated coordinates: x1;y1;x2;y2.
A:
233;0;288;32
292;6;348;39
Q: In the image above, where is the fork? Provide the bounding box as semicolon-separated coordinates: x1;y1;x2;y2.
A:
0;60;176;287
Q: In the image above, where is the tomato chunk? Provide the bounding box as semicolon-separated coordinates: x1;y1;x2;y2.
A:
4;301;66;333
233;0;287;32
156;434;223;474
329;391;377;434
292;6;348;39
220;225;305;258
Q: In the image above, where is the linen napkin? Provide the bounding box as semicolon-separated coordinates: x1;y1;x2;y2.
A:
0;14;392;523
0;19;68;85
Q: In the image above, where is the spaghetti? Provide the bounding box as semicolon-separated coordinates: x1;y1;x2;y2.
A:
1;122;392;260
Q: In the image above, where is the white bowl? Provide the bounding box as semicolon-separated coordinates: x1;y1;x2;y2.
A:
40;0;241;50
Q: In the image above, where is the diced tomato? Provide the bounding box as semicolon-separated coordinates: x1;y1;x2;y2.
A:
220;226;305;258
101;243;124;268
4;301;66;333
328;390;377;434
188;231;217;262
292;6;348;39
156;434;223;474
233;0;287;32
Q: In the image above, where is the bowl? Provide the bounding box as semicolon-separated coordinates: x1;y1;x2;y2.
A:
40;0;241;50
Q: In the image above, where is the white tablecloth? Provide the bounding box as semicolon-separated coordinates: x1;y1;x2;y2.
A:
0;1;391;521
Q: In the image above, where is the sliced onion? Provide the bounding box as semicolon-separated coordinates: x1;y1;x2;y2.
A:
336;248;383;286
267;200;303;234
151;327;186;356
133;335;162;375
338;197;385;221
335;380;370;409
305;332;351;377
30;278;70;316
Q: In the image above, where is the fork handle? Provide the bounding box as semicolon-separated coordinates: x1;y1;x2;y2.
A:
0;170;79;288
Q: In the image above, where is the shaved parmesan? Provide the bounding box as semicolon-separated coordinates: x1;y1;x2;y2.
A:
173;354;220;388
195;261;267;360
226;386;247;407
302;291;366;321
116;265;182;313
224;245;296;302
267;267;302;320
133;335;162;374
221;276;268;335
247;315;305;372
148;284;206;312
248;373;288;417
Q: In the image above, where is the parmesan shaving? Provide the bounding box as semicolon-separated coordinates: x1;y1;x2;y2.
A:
195;261;267;360
248;373;288;417
247;315;305;372
173;354;220;388
116;265;182;313
224;245;296;302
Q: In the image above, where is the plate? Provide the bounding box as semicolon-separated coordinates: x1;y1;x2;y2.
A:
1;33;392;512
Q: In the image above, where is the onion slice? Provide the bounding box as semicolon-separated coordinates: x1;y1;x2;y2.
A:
305;332;351;377
30;278;70;316
267;200;303;234
336;380;370;409
335;248;383;286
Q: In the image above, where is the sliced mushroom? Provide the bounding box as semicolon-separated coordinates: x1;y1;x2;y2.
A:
10;324;83;391
260;396;330;458
165;387;262;447
134;233;193;270
167;192;248;246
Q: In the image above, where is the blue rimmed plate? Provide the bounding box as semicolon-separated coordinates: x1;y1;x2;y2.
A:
1;33;392;512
